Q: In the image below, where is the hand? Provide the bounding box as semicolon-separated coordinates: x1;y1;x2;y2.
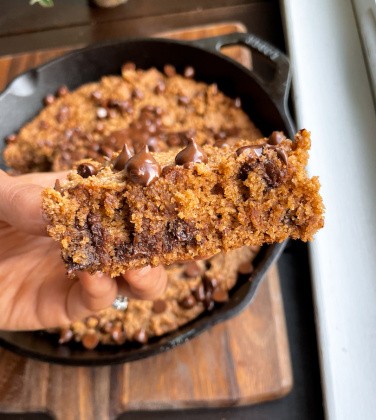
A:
0;170;167;331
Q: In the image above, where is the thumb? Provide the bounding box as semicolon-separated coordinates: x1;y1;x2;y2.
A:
0;170;65;236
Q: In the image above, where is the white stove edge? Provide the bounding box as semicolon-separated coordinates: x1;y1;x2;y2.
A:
281;1;376;420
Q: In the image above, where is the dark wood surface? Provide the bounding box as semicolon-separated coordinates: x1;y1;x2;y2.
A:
0;23;292;419
0;0;284;56
0;0;260;36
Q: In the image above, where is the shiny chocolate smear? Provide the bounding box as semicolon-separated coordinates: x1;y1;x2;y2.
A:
236;145;263;158
125;145;161;186
77;163;97;178
175;139;208;166
276;148;288;165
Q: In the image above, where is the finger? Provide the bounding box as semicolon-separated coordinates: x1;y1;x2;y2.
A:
12;171;68;188
120;266;167;300
65;272;118;322
0;170;67;236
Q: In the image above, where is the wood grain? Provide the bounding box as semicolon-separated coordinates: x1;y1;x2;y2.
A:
0;23;292;419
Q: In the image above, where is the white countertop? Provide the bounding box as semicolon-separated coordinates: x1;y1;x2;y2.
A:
282;1;376;419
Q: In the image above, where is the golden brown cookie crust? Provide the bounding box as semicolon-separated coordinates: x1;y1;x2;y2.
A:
42;129;324;277
4;67;260;173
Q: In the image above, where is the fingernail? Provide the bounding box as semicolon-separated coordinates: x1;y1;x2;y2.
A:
137;265;151;275
95;271;105;278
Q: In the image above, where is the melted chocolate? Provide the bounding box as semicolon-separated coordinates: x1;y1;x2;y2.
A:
113;144;133;171
175;139;208;166
236;145;263;158
268;131;286;145
125;145;161;186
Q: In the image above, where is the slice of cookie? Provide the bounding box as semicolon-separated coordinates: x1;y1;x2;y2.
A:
42;129;324;277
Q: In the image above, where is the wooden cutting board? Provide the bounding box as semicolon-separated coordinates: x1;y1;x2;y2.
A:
0;23;292;419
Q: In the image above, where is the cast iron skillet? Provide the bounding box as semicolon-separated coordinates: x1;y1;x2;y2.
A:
0;33;294;366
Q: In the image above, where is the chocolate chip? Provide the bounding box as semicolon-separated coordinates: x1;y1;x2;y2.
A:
192;284;206;302
44;94;55;106
238;161;258;181
108;109;118;119
109;99;133;114
175;139;208;166
122;62;136;72
100;145;114;158
212;288;229;303
96;107;108;119
105;129;128;148
154;80;166;94
56;105;70;123
238;261;254;275
211;183;224;195
210;83;219;95
205;295;215;311
214;139;230;148
184;66;195;78
57;85;69;97
111;325;126;344
166;133;181;147
54;179;62;192
5;134;16;144
225;127;240;138
276;148;288;165
146;137;161;152
125;145;161;186
133;328;148;344
234;97;242;108
184;261;202;278
58;328;73;344
91;90;102;103
144;104;155;113
132;88;144;100
38;120;49;130
152;299;167;314
113;144;133;171
164;64;176;77
268;131;286;145
164;219;198;250
82;332;99;349
102;321;113;333
166;130;193;147
215;131;227;141
202;274;218;291
77;163;97;178
147;123;157;134
95;122;105;133
236;145;263;158
178;95;190;106
264;160;286;187
179;294;196;309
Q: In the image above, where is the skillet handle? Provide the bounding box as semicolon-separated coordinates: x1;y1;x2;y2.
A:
192;32;291;108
